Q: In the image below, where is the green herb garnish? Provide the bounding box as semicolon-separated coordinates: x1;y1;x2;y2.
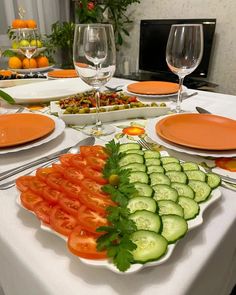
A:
96;140;138;272
0;90;15;104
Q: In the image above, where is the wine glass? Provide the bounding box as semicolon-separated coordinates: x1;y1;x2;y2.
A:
166;24;204;113
73;24;116;136
17;28;38;75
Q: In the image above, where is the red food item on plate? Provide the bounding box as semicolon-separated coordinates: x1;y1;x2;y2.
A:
33;201;52;224
16;175;35;192
20;190;44;211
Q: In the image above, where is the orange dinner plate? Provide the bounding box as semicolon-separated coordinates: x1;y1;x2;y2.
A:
48;69;78;78
156;113;236;150
0;113;55;147
127;81;179;95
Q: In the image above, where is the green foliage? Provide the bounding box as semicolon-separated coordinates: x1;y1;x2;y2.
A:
74;0;141;48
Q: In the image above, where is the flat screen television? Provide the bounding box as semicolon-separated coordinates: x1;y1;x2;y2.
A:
139;19;216;79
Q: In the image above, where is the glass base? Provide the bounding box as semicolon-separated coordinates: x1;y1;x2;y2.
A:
81;124;116;136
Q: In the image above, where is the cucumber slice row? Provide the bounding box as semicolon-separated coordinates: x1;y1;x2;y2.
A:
131;230;168;263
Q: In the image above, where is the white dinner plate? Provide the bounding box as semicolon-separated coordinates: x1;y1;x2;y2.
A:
123;85;187;99
16;150;222;274
0;114;65;154
3;78;92;103
11;64;55;74
0;78;47;88
146;115;236;158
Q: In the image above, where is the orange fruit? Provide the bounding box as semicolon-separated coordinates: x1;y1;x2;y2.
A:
8;56;22;69
12;19;26;29
26;19;37;29
22;58;37;69
36;56;49;68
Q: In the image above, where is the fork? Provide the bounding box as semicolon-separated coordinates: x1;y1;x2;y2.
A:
137;138;236;186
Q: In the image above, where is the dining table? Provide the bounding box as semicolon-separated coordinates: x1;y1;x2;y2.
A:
0;76;235;295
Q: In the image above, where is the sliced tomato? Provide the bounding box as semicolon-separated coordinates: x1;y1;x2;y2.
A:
28;177;47;196
33;201;52;224
16;175;36;192
46;172;65;191
36;167;55;182
59;196;81;217
50;205;78;236
82;166;108;185
215;158;236;172
51;163;65;174
59;154;74;167
20;190;44;211
85;156;105;171
80;178;107;196
63;167;84;184
42;186;64;205
78;189;115;214
77;205;108;234
70;154;87;169
67;226;107;259
80;145;108;160
61;181;82;199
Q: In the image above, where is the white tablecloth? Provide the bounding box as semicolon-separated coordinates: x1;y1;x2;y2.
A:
0;78;235;295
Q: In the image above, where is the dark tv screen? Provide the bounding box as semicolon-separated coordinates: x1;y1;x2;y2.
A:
139;19;216;78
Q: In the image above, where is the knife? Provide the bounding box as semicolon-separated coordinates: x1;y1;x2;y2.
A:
0;136;95;182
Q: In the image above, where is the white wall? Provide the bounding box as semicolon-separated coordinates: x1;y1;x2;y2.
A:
119;0;236;95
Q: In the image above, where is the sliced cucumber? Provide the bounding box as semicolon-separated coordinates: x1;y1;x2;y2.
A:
149;173;171;186
147;165;165;174
121;163;146;172
181;162;199;171
206;173;221;189
157;200;184;217
145;158;161;166
163;163;182;172
178;196;200;220
161;156;180;165
171;182;195;199
144;150;160;159
129;171;149;184
119;154;144;167
133;182;153;198
152;184;178;202
185;170;206;182
119;143;141;153
125;149;144;156
165;171;187;184
131;230;168;263
129;210;162;232
161;214;188;243
188;180;212;203
127;197;157;213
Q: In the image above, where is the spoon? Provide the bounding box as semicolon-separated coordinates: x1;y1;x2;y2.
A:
0;136;95;182
196;106;211;114
105;85;123;92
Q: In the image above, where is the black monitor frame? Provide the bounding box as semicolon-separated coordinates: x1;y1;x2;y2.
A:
139;19;216;79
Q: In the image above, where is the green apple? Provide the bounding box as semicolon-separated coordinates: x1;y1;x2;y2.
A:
19;40;30;47
12;41;19;49
30;39;43;48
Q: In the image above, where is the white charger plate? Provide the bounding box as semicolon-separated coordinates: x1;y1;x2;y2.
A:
3;78;92;103
146;115;236;158
0;114;65;154
0;78;47;88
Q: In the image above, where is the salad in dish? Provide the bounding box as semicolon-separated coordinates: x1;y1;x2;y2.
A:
16;140;221;272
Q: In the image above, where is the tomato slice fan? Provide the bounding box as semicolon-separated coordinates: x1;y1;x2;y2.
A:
50;205;78;237
67;226;107;259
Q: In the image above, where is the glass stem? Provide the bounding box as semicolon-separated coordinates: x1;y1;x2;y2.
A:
176;77;184;113
94;87;102;131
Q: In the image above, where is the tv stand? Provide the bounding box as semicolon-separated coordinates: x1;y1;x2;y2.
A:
115;72;218;91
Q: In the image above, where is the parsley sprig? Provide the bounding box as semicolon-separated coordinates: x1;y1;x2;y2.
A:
96;140;138;272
